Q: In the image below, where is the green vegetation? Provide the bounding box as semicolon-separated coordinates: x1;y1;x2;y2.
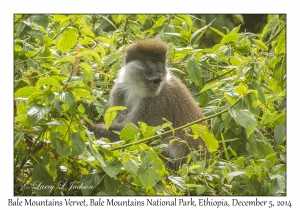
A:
14;14;286;196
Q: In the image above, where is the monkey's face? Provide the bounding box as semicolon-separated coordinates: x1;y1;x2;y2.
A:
122;58;168;97
143;57;167;84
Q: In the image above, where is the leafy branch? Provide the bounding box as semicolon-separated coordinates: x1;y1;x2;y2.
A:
111;98;242;151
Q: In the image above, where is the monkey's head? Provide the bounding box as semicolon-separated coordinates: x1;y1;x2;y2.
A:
123;39;169;97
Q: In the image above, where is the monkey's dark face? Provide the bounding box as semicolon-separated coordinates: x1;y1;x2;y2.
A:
120;56;168;97
143;56;167;85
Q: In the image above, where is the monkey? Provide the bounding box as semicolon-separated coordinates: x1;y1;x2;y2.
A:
85;39;207;169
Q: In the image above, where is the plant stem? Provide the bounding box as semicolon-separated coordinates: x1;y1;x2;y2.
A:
206;67;237;83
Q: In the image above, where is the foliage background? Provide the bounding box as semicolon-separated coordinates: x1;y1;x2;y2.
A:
13;14;286;196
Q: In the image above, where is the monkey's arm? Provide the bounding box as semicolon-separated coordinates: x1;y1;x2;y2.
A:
83;121;123;142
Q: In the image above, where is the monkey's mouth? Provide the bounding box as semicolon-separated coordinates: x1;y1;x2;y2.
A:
151;79;162;85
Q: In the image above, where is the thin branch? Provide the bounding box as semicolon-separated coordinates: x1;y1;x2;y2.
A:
62;58;81;91
122;17;130;45
111;98;242;151
206;67;237;83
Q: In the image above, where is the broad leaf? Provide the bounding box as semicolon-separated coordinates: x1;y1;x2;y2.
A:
104;176;119;195
36;78;61;91
137;148;165;190
71;133;85;157
55;139;71;159
248;82;267;107
190;124;219;152
27;103;51;126
104;106;126;129
274;124;286;146
102;159;122;178
187;57;202;87
32;163;54;195
77;50;102;69
119;123;139;141
229;108;257;137
221;34;238;44
248;140;277;167
59;91;75;106
227;170;246;183
15;86;42;98
56;28;77;52
168;176;186;189
79;63;93;81
122;158;139;177
80;174;104;195
253;39;268;51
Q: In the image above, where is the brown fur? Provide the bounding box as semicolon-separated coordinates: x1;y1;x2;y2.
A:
87;39;206;169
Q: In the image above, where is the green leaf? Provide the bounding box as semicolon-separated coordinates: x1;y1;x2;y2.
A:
191;24;210;45
15;86;42;98
274;124;286;146
59;91;75;106
79;63;93;81
53;14;73;21
89;145;106;167
14;114;32;127
78;104;85;113
36;78;61;91
29;15;49;29
28;90;55;104
138;167;160;191
55;140;71;158
187;57;202;87
27;103;51;126
229;108;257;137
190;124;219;152
249;140;277;166
32;163;54;195
275;29;286;54
120;184;136;195
102;160;122;178
81;27;95;38
53;56;76;67
227;170;246;183
137;148;165;190
209;26;225;37
71;133;85;157
104;106;127;129
269;172;286;195
119;123;139;141
175;15;193;26
100;15;117;29
253;39;268;51
221;34;238;44
104;176;119;195
168;176;186;189
248;82;267;107
77;50;102;69
56;28;77;52
14;133;24;148
245;166;255;179
80;174;104;195
200;81;224;93
122;157;138;177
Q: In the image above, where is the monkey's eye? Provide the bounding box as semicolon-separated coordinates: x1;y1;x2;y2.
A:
148;59;155;64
